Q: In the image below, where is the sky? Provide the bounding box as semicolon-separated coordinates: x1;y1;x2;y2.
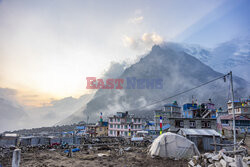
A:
0;0;249;107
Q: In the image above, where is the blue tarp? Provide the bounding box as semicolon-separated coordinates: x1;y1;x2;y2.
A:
162;124;171;130
76;126;85;130
64;148;80;153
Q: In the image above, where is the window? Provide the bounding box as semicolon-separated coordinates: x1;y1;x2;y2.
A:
110;130;113;134
202;122;206;128
207;122;211;128
118;125;120;129
125;132;128;136
118;118;120;122
131;125;133;129
190;121;195;128
125;125;128;129
110;118;113;122
202;121;211;128
175;121;184;128
110;124;113;128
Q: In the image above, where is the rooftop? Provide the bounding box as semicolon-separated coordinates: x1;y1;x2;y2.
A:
220;114;250;121
179;128;222;137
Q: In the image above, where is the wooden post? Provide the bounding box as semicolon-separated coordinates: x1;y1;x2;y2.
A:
68;147;72;158
213;135;217;153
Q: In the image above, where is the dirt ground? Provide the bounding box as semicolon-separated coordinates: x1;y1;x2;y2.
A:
1;147;188;167
1;136;249;167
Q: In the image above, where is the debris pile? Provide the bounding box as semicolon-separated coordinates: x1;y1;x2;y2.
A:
188;149;250;167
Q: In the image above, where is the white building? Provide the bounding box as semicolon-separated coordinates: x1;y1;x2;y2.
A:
108;111;144;137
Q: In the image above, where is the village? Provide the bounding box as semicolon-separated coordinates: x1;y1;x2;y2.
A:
0;97;249;166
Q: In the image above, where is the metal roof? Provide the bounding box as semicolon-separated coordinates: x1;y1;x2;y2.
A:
179;128;222;137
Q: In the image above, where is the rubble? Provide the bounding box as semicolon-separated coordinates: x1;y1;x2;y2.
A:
188;148;250;167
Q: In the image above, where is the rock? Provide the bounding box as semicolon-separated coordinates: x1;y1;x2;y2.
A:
242;161;248;167
222;154;234;163
97;153;109;157
205;153;214;159
215;161;222;167
228;162;236;167
208;164;215;167
188;160;196;166
124;147;131;151
208;158;213;163
193;156;199;160
212;154;222;161
219;159;228;167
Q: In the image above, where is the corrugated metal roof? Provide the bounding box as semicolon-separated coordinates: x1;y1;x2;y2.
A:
180;128;222;137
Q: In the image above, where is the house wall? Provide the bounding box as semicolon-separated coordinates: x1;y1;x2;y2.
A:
169;119;217;130
187;136;221;152
0;137;18;147
108;116;143;137
96;126;108;137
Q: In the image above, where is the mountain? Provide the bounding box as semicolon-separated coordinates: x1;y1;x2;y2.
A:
0;88;28;132
183;37;250;82
63;43;249;124
27;94;93;127
55;94;94;125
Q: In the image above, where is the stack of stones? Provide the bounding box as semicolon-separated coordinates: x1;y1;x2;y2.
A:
188;149;249;167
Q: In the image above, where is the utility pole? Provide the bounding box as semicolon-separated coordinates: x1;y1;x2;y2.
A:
229;71;236;151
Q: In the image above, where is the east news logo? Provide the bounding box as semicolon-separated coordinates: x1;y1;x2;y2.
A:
86;77;163;89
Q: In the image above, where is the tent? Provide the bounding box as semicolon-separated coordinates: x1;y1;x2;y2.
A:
149;132;200;159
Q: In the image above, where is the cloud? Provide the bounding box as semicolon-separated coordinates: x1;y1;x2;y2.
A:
129;16;144;24
134;9;142;15
123;32;164;51
142;33;163;45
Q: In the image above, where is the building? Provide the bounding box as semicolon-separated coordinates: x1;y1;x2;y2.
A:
144;121;157;135
154;101;181;132
220;114;250;137
178;128;222;152
227;98;250;116
183;103;198;118
0;133;19;147
216;107;228;118
108;111;144;137
169;117;217;130
20;136;51;146
182;100;216;119
85;124;97;137
96;121;108;137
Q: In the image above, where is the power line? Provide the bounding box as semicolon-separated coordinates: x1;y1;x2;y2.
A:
129;72;230;111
